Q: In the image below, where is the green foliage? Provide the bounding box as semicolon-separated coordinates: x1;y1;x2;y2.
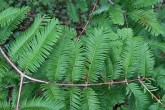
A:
129;9;163;36
0;0;165;110
8;15;50;61
81;87;100;110
67;1;79;22
17;18;61;73
76;0;88;12
0;7;30;43
132;0;161;8
21;98;63;110
127;83;150;110
0;7;18;27
109;5;124;25
86;27;110;83
66;87;81;110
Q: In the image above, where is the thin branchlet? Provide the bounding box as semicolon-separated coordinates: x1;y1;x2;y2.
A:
15;74;24;110
77;0;98;39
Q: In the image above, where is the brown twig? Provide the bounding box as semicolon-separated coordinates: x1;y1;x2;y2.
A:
15;74;24;110
0;78;150;93
1;78;150;90
54;78;149;87
77;0;99;39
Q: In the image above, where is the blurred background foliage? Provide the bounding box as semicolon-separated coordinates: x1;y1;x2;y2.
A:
0;0;98;33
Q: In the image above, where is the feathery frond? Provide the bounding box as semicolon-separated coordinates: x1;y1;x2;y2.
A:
154;66;165;90
41;83;65;102
17;18;61;73
92;5;109;16
67;1;79;22
81;87;100;110
66;40;85;83
129;9;163;36
149;103;164;110
128;83;149;110
0;7;19;28
21;98;64;110
139;43;155;77
66;87;81;110
0;101;12;110
76;0;88;12
109;5;124;25
8;15;50;61
0;7;30;43
133;0;161;8
86;27;110;83
45;37;71;81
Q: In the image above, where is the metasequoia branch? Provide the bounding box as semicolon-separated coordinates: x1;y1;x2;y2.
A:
0;46;49;84
0;46;150;87
1;46;164;108
2;78;150;90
